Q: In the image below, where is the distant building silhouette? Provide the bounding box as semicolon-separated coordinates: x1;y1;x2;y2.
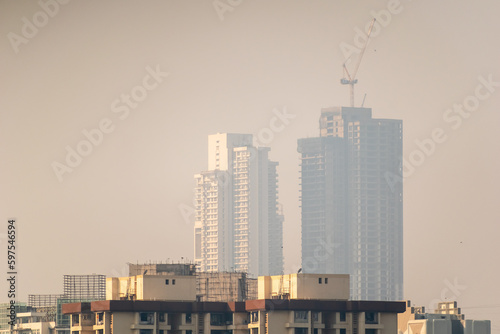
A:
298;106;403;300
194;133;284;276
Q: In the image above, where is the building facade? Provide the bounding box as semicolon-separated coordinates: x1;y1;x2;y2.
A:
257;273;350;301
0;302;29;332
106;275;197;301
194;133;284;276
298;107;403;301
1;312;56;334
63;273;406;334
127;262;257;302
398;301;491;334
64;299;405;334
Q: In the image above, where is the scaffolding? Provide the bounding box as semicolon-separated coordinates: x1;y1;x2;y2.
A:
125;262;257;302
128;262;196;276
28;294;65;307
63;274;106;300
196;272;257;302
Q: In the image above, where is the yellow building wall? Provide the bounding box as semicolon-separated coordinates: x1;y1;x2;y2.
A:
106;275;196;301
258;274;350;300
267;310;290;334
112;312;135;334
141;275;196;301
380;313;399;334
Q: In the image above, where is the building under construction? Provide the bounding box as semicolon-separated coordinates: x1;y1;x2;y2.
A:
196;272;257;302
27;294;65;323
128;262;257;302
129;262;196;276
63;274;106;300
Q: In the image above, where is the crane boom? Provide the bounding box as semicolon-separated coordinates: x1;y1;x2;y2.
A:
341;18;376;107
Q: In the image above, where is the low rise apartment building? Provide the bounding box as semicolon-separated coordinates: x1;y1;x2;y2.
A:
398;301;491;334
63;273;406;334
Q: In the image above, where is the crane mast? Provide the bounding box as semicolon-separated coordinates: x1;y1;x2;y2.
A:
341;18;376;107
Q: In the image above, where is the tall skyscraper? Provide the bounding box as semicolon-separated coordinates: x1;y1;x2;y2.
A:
298;106;403;301
194;133;284;276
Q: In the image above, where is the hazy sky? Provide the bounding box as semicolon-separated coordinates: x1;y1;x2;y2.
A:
1;0;499;330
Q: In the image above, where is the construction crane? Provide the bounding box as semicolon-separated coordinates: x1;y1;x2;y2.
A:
341;18;376;107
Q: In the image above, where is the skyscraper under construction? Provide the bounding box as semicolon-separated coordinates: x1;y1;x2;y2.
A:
298;106;403;301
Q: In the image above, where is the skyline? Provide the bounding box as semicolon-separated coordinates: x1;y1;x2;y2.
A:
1;1;499;332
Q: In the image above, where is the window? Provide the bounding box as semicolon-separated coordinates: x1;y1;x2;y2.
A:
158;313;165;322
186;313;192;324
172;279;176;285
340;329;347;334
96;312;104;325
294;311;308;323
72;314;79;326
366;329;377;334
139;330;152;334
295;329;308;334
365;312;378;324
339;312;346;322
165;279;169;285
319;277;322;284
251;312;259;323
210;313;225;326
325;277;328;284
140;312;154;325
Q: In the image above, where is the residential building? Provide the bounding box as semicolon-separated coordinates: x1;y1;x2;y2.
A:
398;301;491;334
0;302;29;332
55;274;106;333
126;262;258;302
106;275;197;301
298;106;403;301
63;273;406;334
194;133;284;276
196;272;257;302
257;273;350;300
5;311;56;334
0;275;105;334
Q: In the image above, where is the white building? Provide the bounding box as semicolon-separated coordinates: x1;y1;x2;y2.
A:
194;133;284;276
0;312;56;334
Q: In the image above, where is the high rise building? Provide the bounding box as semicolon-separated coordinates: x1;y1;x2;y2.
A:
194;133;284;276
298;106;403;301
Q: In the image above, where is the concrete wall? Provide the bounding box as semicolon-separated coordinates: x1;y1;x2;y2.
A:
380;313;399;334
258;274;350;300
295;274;349;300
106;275;196;301
141;275;196;301
465;320;491;334
112;312;135;334
266;310;289;334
